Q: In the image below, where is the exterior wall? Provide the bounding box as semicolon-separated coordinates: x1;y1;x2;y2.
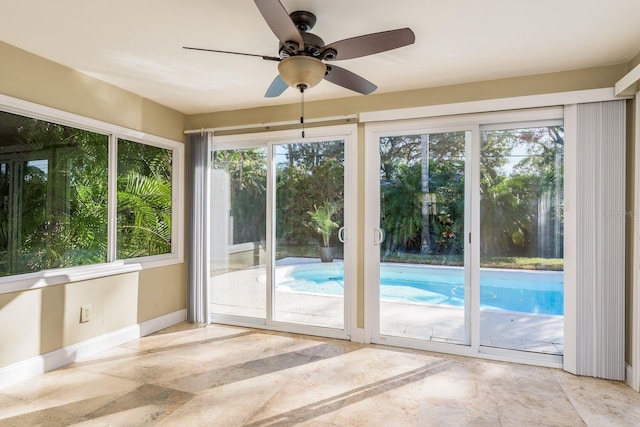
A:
0;41;187;371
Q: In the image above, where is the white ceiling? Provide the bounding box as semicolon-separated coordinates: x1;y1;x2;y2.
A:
1;0;639;115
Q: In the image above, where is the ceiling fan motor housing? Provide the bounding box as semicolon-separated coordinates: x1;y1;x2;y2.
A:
280;12;326;59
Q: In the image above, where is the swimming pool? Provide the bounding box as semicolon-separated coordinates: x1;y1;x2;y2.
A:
276;263;564;315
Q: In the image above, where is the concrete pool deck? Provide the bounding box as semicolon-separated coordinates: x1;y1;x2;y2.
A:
210;258;563;355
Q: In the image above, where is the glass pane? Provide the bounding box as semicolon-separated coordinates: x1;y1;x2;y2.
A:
210;147;267;319
117;139;172;259
0;111;108;276
480;126;564;354
378;132;467;343
273;141;345;329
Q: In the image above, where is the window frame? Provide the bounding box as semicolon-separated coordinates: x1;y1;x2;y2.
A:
0;94;184;294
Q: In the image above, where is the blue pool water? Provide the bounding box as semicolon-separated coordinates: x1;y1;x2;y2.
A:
277;264;564;315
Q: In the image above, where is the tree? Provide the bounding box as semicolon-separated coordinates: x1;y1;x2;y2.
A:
117;140;172;259
275;141;344;249
480;127;564;259
380;132;465;258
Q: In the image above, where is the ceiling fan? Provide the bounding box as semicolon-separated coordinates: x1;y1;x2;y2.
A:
183;0;416;98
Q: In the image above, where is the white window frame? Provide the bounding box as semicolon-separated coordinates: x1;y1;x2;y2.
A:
0;94;184;294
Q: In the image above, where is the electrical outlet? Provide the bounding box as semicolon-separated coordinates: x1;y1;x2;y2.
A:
80;305;92;323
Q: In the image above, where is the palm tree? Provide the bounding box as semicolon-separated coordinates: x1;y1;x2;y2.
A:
117;171;172;258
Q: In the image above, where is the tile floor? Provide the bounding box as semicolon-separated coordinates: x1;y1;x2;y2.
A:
1;322;639;426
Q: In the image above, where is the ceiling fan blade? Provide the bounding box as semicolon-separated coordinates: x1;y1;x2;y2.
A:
183;46;280;62
265;75;289;97
321;28;415;61
324;65;377;95
254;0;304;51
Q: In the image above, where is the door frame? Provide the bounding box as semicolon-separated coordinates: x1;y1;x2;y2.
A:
210;124;358;340
632;91;640;391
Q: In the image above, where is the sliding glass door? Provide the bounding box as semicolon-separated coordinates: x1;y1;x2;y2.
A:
209;125;355;338
368;127;471;345
366;111;564;361
210;146;267;319
272;140;346;329
479;124;564;354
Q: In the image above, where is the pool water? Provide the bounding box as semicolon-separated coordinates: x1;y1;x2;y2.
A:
277;264;564;315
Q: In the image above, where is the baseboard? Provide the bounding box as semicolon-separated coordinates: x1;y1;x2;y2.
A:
0;309;186;389
139;309;187;337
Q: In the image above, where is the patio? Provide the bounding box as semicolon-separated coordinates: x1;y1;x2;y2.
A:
210;258;563;355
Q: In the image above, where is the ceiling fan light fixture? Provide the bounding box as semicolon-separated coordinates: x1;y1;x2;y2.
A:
278;56;326;90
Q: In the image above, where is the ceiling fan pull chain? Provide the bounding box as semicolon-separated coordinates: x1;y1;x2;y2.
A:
300;86;305;138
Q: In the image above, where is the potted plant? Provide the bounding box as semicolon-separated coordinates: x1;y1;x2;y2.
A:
307;201;340;262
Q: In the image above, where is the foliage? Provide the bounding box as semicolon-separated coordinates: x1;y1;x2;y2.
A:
307;201;340;247
0;112;565;276
0;111;174;276
380;132;465;257
378;126;563;266
0;114;110;275
117;171;172;258
212;141;345;259
275;141;344;248
380;253;563;270
212;148;267;245
117;139;172;259
479;127;564;259
381;164;423;252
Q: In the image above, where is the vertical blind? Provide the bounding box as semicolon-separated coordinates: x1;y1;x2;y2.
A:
186;133;211;324
574;100;626;380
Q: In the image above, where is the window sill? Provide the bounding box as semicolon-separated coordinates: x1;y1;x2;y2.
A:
0;256;181;295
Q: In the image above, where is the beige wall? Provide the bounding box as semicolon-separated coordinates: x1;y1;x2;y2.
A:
137;264;187;323
0;41;185;142
0;42;187;371
630;51;640;70
1;273;135;368
187;64;628;130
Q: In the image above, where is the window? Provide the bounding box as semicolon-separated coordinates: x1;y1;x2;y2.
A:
0;111;109;276
0;102;183;284
117;139;173;259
